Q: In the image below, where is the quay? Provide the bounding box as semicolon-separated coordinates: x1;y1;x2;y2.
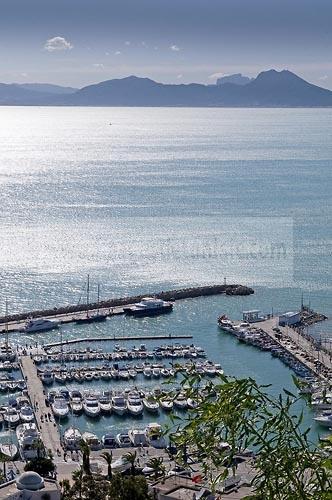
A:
44;334;193;348
252;317;332;380
20;355;63;461
0;283;253;333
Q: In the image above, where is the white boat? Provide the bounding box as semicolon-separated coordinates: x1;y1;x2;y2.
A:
16;423;41;460
314;413;332;428
143;367;152;378
174;393;188;410
0;442;18;460
187;398;198;410
51;397;69;418
128;429;148;447
70;400;83;414
115;432;132;447
4;407;20;426
152;367;161;378
111;456;131;473
20;405;35;423
125;297;173;317
111;394;127;416
102;434;117;449
143;395;160;413
160;398;173;411
99;395;112;414
23;318;59;333
127;392;144;416
82;431;102;450
145;423;166;449
83;398;100;418
40;370;54;385
63;427;82;450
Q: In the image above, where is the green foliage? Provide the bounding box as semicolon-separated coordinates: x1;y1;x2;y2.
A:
79;439;91;475
168;372;332;498
100;451;113;479
108;474;150;500
123;450;137;475
24;457;55;476
146;457;166;480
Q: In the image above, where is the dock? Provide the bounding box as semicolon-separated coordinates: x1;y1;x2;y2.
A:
256;318;332;380
0;283;254;334
44;334;193;348
20;355;62;461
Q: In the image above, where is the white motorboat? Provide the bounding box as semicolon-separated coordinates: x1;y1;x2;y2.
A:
143;367;152;378
111;456;131;473
23;318;59;333
174;393;188;410
145;423;166;449
82;431;102;450
128;429;148;447
51;397;69;418
115;432;132;448
143;395;160;413
99;395;112;414
314;413;332;428
127;392;144;416
111;394;127;416
0;442;18;460
187;398;198;410
160;398;173;411
83;398;100;418
40;370;54;385
4;407;20;426
125;297;173;317
63;427;82;450
70;400;83;414
16;423;41;460
20;405;35;423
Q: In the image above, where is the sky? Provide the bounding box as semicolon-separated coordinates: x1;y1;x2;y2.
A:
0;0;331;89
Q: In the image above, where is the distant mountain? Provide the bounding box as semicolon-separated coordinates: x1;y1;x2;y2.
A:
0;69;331;107
15;83;77;95
216;73;252;86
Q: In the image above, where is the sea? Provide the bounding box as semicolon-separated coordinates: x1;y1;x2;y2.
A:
0;106;331;444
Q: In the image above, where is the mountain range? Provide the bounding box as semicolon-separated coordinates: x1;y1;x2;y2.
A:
1;69;332;107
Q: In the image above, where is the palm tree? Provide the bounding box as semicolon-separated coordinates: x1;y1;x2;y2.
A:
123;450;137;476
71;466;84;499
100;451;113;479
0;451;10;479
146;457;166;481
79;439;91;475
59;479;71;500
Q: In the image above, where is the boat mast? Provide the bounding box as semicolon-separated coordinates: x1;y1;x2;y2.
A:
97;284;100;314
86;274;90;318
5;299;9;356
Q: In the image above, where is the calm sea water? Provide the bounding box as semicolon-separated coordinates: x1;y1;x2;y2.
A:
0;106;331;442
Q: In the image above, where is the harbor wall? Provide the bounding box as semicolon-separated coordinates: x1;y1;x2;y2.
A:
0;284;254;324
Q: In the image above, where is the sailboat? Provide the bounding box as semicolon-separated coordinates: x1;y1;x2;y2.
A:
75;276;107;324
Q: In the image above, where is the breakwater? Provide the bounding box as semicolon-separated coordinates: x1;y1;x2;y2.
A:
0;283;253;324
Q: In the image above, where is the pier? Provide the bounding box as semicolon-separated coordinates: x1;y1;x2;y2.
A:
20;356;62;461
0;283;253;333
44;334;193;348
254;318;332;380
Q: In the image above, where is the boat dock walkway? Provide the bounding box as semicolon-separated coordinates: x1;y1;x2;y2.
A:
44;334;193;348
258;318;332;380
20;356;63;462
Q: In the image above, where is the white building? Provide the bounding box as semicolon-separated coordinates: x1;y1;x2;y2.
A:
0;471;60;499
278;311;301;327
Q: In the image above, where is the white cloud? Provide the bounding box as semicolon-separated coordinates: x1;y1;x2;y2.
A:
141;41;148;48
319;75;328;81
170;45;180;51
125;41;131;46
44;36;73;52
177;74;183;79
93;63;104;69
105;52;110;56
114;51;121;56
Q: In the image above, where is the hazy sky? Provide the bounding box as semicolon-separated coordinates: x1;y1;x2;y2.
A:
1;0;331;88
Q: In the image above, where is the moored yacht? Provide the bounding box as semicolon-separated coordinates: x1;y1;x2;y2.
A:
127;392;144;416
82;431;102;450
111;394;127;416
124;297;173;317
143;395;159;413
0;442;18;460
102;434;117;449
16;423;41;460
19;405;35;423
23;318;59;333
4;407;20;426
51;397;69;419
63;427;82;450
83;397;100;418
115;432;132;448
145;422;166;449
128;428;148;447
